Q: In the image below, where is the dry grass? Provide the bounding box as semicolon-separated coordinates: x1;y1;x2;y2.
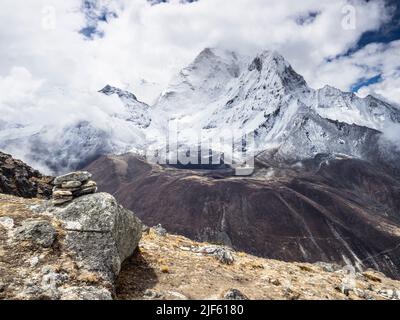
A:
116;229;400;300
2;193;400;301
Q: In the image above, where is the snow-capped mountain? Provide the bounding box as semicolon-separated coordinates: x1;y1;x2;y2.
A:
1;47;400;173
151;48;400;165
0;85;149;173
99;85;152;128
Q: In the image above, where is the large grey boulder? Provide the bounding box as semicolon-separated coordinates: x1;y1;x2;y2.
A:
51;192;142;281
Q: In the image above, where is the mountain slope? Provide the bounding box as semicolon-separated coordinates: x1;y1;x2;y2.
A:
118;227;400;300
85;153;400;280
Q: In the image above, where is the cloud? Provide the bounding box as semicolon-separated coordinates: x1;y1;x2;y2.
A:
381;122;400;151
0;0;394;101
0;0;399;169
310;40;400;105
0;0;400;172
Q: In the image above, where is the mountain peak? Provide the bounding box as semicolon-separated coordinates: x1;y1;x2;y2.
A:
248;50;288;70
99;85;151;129
247;50;308;91
195;47;238;61
99;85;138;101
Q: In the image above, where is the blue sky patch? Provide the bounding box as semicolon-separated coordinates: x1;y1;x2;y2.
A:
80;0;118;39
351;74;383;93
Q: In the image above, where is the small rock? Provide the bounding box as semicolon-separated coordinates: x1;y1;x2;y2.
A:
53;186;80;193
29;256;40;267
356;289;374;300
54;171;92;186
14;219;57;247
283;287;301;300
142;225;150;234
363;270;383;283
196;246;235;265
53;190;73;199
166;291;188;300
215;248;235;265
271;279;281;286
144;289;163;299
315;262;340;273
378;289;400;300
59;286;112;300
223;289;249;300
154;224;167;236
61;181;82;189
81;180;97;188
76;186;97;196
0;216;14;229
52;197;73;205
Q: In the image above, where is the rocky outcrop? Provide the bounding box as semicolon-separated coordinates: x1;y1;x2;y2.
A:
52;171;97;205
0;151;53;199
50;192;142;281
0;188;142;299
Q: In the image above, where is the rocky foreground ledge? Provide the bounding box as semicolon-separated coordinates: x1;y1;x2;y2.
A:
0;171;142;300
1;171;400;300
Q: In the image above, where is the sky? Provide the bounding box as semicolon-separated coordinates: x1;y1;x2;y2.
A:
0;0;400;129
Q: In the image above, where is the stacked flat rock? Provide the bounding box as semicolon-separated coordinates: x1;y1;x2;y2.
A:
52;171;97;205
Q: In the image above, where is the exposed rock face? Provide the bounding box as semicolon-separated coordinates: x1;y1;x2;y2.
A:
0;191;142;300
85;153;400;280
51;193;142;281
0;151;53;199
52;171;97;205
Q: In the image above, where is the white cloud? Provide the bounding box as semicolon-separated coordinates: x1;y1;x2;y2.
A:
0;0;398;131
309;40;400;105
381;122;400;151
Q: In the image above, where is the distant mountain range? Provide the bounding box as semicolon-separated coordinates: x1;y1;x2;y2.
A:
1;48;400;173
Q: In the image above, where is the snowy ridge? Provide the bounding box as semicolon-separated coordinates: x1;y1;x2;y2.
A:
99;85;152;128
151;48;400;161
1;47;400;173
